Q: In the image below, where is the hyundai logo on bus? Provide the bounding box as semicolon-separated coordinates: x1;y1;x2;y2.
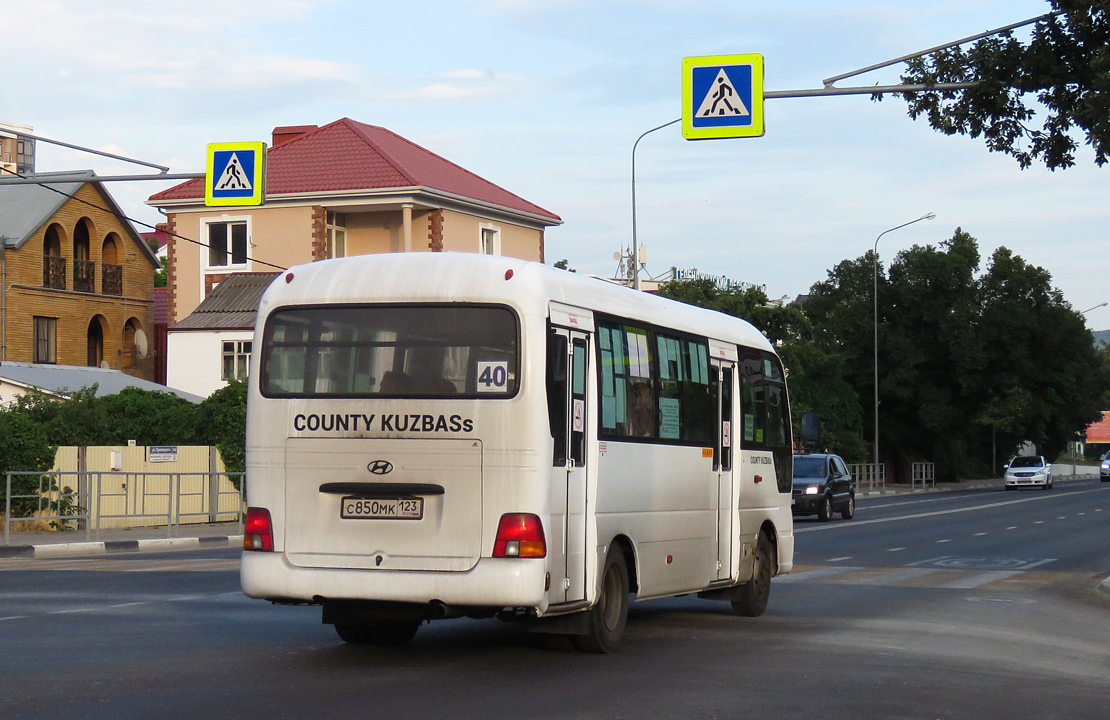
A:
367;460;394;475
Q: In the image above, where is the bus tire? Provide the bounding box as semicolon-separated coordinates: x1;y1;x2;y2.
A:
731;532;772;617
573;546;629;654
334;619;420;647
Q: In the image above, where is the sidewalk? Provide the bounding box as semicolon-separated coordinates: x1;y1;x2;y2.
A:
0;521;243;559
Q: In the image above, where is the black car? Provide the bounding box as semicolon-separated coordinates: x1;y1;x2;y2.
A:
792;453;855;521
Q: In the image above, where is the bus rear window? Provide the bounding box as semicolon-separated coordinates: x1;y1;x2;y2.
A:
260;305;519;398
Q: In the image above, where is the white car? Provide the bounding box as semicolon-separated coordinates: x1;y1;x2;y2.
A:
1101;451;1110;483
1004;455;1053;490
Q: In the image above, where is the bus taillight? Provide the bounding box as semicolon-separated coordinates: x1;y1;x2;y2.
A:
492;513;546;558
244;507;274;552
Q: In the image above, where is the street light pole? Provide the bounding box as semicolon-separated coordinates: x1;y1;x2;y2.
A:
873;213;935;487
631;118;680;291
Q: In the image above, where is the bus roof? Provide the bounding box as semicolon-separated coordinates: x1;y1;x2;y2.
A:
259;253;774;353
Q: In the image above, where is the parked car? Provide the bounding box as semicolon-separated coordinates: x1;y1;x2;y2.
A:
1004;455;1053;490
792;453;855;521
1101;451;1110;483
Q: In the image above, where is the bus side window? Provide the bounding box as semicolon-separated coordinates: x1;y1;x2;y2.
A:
547;330;569;467
571;338;587;466
597;321;652;438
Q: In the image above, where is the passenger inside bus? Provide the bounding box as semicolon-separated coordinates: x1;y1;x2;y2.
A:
628;381;654;437
379;370;414;394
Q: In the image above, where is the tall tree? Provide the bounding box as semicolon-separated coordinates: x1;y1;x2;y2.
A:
898;1;1110;169
805;228;1107;480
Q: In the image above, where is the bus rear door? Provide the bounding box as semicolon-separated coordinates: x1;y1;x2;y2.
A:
547;304;593;605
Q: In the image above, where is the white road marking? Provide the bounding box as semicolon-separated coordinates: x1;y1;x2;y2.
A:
796;488;1101;532
773;566;863;583
827;556;852;562
941;571;1024;589
936;539;951;543
857;568;943;586
888;547;906;552
974;533;988;536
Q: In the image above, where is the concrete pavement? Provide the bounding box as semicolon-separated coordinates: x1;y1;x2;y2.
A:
0;521;243;559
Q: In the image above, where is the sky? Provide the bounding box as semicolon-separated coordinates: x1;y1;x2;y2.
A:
4;0;1108;329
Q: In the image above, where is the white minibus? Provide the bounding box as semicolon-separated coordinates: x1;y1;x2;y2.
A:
241;253;794;652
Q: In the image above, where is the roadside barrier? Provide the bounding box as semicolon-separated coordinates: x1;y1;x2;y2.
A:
3;470;244;545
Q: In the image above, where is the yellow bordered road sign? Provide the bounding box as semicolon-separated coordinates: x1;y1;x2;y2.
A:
205;141;266;206
682;54;764;140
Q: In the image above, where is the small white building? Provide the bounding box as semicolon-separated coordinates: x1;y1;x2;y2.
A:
166;272;278;398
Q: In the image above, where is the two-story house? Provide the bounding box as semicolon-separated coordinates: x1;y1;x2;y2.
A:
0;170;160;380
146;118;563;326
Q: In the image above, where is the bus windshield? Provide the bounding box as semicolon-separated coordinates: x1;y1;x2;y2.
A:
260;304;518;398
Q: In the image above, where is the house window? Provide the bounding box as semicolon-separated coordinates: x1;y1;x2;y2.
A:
326;211;346;259
223;340;252;381
34;317;57;364
205;218;249;269
480;224;500;255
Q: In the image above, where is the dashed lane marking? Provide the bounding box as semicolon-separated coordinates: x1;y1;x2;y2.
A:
776;565;1074;591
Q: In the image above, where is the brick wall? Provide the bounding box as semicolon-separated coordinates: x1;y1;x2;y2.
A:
428;209;443;251
4;183;157;381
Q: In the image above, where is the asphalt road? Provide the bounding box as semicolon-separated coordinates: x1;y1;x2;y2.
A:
2;478;1109;719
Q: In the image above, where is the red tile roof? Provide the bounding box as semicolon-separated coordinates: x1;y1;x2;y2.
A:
148;118;560;223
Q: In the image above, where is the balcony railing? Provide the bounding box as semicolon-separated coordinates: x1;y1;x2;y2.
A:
43;255;67;289
74;258;96;293
102;263;123;296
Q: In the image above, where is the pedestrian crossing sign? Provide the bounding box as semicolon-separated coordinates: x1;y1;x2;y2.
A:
682;54;764;140
205;142;267;206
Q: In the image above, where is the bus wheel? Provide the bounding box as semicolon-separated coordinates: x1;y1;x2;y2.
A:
731;533;772;617
573;546;629;653
334;620;420;647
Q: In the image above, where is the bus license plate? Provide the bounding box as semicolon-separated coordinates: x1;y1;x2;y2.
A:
341;496;423;520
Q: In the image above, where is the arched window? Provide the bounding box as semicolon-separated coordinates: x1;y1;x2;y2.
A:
102;233;122;295
122;318;141;368
74;218;95;292
88;315;107;368
43;223;67;289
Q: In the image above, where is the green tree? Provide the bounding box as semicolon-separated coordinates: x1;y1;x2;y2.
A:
96;387;198;446
897;1;1110;169
193;379;247;475
0;411;57;517
153;256;168;288
805;228;1108;480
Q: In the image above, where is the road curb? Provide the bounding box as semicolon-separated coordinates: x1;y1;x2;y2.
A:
1100;575;1110;594
0;535;244;559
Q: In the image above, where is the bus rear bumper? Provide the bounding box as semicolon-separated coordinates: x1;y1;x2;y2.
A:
241;552;549;611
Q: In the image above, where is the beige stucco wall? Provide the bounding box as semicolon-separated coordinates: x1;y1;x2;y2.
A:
167;203;545;322
169;205;314;322
345;209;436;255
440;211;543;261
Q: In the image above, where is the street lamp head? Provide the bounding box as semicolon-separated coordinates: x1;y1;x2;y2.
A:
921;212;936;221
